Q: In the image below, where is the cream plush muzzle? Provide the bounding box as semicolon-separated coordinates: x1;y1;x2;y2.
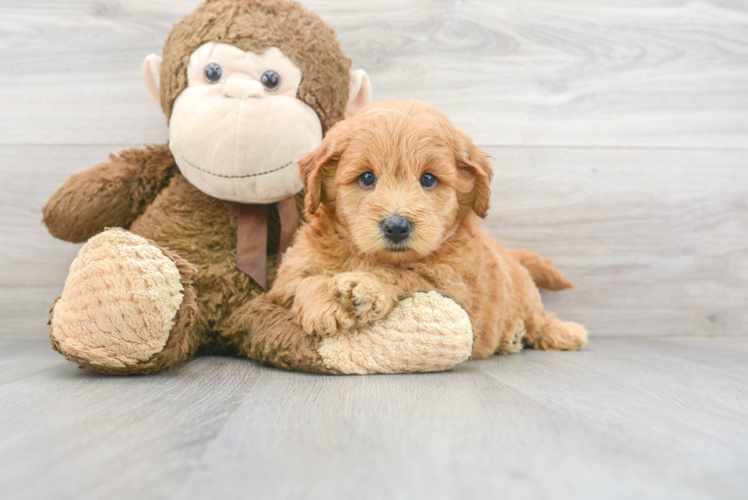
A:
167;43;323;203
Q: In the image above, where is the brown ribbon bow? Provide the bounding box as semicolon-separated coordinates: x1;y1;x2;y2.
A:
236;196;298;290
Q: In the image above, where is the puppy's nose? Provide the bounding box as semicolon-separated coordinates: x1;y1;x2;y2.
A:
381;215;413;243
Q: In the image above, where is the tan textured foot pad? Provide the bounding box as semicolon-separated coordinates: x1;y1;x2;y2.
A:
51;228;184;369
317;291;473;374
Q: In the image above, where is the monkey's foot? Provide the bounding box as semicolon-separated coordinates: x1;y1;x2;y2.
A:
50;228;198;374
317;291;473;374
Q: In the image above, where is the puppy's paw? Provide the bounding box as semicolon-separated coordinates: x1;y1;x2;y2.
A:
330;272;399;324
292;298;358;337
535;317;588;351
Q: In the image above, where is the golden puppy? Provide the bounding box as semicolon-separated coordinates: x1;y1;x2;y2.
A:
269;100;587;358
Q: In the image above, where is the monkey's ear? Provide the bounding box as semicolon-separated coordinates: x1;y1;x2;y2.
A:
457;132;494;218
345;69;372;119
142;54;163;105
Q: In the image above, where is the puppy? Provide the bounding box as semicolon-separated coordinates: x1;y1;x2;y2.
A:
269;100;587;358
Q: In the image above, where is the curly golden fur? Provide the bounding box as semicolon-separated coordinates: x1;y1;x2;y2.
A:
269;100;588;357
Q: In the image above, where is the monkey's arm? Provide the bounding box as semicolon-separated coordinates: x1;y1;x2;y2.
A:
42;144;176;243
222;293;341;374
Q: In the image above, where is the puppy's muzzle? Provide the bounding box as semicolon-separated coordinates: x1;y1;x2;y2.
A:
381;215;413;244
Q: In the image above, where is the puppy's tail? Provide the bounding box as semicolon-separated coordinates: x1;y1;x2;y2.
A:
509;248;574;291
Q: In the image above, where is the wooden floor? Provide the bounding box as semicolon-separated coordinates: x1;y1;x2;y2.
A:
0;336;746;500
2;0;748;498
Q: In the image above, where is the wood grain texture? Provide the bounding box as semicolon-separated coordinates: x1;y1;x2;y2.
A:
1;0;747;147
2;2;747;498
484;146;748;338
0;337;745;500
2;0;746;338
2;144;745;339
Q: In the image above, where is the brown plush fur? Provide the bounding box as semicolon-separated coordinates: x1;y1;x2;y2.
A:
44;146;309;373
222;294;339;374
160;0;351;133
42;0;347;375
43;145;176;243
269;101;588;357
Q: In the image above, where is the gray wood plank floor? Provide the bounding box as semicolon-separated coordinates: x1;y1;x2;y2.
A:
0;337;745;500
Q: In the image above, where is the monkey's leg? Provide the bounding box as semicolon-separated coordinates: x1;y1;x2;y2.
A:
222;291;473;375
49;228;202;375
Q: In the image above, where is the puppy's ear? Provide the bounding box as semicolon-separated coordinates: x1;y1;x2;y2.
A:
298;130;345;215
456;132;493;218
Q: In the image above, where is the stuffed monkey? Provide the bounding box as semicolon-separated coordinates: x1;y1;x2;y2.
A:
43;0;474;375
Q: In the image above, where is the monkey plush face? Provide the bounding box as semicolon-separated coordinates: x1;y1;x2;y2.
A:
141;0;371;205
167;42;321;203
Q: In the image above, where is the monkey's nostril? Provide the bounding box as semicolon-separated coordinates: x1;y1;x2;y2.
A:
381;215;413;244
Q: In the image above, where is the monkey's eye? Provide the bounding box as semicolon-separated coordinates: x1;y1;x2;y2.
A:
358;172;377;189
261;70;280;91
420;173;438;190
204;63;223;83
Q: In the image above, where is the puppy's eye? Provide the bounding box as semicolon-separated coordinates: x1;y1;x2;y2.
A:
358;172;377;189
420;173;438;190
261;70;280;91
204;63;223;83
